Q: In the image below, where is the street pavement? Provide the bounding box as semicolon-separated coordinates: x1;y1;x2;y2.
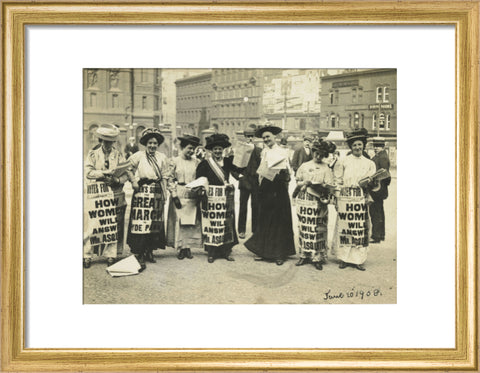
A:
83;171;397;304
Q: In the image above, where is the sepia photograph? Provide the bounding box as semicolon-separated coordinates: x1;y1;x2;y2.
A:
83;68;397;304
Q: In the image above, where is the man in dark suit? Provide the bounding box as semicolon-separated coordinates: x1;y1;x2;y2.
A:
124;136;139;159
291;135;313;175
237;125;262;239
369;137;391;243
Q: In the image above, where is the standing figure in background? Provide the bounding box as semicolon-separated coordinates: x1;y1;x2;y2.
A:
369;137;391;243
84;124;130;268
291;135;313;175
333;128;376;271
124;136;139;159
237;125;262;239
127;128;168;271
196;133;241;263
166;135;203;260
244;124;295;266
294;140;336;271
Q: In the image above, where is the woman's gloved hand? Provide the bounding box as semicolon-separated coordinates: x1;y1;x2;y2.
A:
172;196;182;209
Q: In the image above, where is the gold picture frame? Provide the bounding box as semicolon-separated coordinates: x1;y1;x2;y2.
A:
2;1;478;371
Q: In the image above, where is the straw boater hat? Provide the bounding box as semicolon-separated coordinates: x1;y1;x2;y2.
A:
303;135;314;142
346;128;369;147
205;133;231;150
139;127;165;146
254;122;282;138
177;134;201;148
371;136;386;147
243;124;257;137
96;123;120;142
311;139;337;156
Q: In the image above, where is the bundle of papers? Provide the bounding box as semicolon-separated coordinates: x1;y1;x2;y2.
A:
111;161;131;178
106;255;141;277
266;149;288;170
256;161;280;181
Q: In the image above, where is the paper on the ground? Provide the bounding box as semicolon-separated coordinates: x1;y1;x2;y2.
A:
232;142;254;168
185;176;209;189
266;149;287;169
106;255;141;277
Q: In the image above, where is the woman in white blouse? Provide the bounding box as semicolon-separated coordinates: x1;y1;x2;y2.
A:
333;128;376;271
126;128;168;271
166;135;203;260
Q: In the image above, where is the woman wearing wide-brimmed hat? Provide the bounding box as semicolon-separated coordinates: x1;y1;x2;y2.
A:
244;124;296;266
84;124;131;268
126;127;168;271
294;139;336;271
166;134;203;260
195;133;242;263
332;128;376;271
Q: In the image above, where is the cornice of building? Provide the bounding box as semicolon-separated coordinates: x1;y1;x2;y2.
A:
175;72;212;85
321;68;396;80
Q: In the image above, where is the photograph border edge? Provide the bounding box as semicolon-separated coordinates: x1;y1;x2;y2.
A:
1;1;478;371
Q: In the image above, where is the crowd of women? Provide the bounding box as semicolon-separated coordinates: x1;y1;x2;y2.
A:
84;122;385;273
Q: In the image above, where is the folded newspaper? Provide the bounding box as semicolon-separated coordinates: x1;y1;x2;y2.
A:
358;168;390;188
185;176;209;189
106;255;141;277
232;142;254;168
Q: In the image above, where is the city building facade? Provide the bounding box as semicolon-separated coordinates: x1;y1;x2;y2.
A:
83;68;166;156
210;68;266;140
320;68;397;145
175;72;212;137
263;69;322;134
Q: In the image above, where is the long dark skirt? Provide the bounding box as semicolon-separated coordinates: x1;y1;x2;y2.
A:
127;182;166;256
244;178;295;260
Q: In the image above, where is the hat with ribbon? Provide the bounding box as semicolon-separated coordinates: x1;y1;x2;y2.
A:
254;122;282;138
205;133;231;150
177;134;201;148
346;127;369;147
311;139;337;156
244;124;257;137
139;127;165;146
96;123;120;142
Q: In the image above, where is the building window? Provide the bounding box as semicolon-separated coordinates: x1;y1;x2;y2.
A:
330;114;336;128
352;88;357;103
372;113;377;130
376;87;383;103
379;112;386;130
300;118;306;130
353;112;360;128
142;96;147;110
358;87;363;101
112;94;119;108
384;87;390;102
386;114;391;130
329;92;334;105
89;92;97;107
141;69;147;82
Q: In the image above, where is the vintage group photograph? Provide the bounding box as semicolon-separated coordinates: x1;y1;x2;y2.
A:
83;68;397;304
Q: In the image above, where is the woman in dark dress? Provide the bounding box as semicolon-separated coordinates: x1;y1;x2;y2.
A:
244;124;296;265
196;133;241;263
